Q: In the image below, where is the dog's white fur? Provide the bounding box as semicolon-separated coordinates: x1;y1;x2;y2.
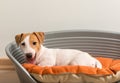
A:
20;35;102;69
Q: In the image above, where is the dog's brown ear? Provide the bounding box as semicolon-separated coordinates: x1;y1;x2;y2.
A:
15;33;24;46
33;32;45;43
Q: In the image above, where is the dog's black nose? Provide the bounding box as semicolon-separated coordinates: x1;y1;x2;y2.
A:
26;53;32;58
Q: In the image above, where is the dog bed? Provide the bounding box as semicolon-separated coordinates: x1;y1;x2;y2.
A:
5;31;120;83
22;57;120;83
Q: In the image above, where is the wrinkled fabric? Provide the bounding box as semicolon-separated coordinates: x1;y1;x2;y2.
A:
23;57;120;83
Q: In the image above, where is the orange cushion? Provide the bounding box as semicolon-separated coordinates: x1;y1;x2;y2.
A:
22;57;120;75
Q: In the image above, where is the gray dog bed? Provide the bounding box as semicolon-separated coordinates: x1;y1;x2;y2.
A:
5;30;120;83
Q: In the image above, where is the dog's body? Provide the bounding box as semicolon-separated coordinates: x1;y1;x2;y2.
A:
15;32;102;69
35;46;102;68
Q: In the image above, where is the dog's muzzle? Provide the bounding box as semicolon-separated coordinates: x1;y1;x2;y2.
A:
26;53;32;58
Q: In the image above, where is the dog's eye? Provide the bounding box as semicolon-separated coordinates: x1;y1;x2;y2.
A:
33;42;37;45
21;42;25;46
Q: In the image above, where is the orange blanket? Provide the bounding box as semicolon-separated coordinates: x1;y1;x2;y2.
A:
22;57;120;75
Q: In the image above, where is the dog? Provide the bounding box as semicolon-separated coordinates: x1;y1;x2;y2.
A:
15;32;102;69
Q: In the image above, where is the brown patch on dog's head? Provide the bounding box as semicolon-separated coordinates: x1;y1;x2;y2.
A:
33;32;44;44
15;33;30;45
29;32;45;52
15;32;44;47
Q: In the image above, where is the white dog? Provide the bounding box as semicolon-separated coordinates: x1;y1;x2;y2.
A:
15;32;102;69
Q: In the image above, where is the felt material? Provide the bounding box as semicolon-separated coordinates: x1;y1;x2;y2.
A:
22;57;120;75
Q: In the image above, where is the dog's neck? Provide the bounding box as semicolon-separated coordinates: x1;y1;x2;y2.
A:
35;45;48;64
35;45;45;56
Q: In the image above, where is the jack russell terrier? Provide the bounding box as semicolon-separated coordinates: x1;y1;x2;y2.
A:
15;32;102;69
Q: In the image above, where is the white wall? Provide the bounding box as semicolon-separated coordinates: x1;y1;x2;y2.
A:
1;0;120;56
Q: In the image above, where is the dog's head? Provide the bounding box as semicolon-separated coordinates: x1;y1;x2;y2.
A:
15;32;44;64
